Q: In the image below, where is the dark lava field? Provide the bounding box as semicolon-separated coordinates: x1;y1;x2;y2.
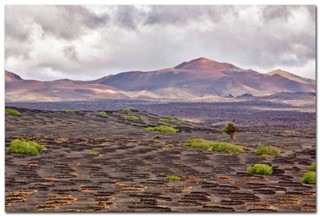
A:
5;107;316;212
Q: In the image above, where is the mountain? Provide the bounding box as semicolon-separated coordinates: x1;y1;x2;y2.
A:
5;57;315;102
267;69;314;85
174;57;240;71
5;73;127;102
94;57;315;96
5;71;23;82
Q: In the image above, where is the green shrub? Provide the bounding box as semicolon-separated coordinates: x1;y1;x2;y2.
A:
177;120;187;125
220;122;238;141
122;108;132;113
300;171;316;184
64;109;77;113
6;139;45;156
255;145;281;156
247;164;273;175
209;142;244;153
125;115;140;121
5;108;21;116
160;116;175;123
136;124;148;127
146;125;177;133
185;138;213;149
260;154;271;159
164;176;182;182
88;151;100;156
310;163;316;171
162;116;174;120
98;111;107;116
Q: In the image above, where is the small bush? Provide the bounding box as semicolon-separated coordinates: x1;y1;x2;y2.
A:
6;139;45;156
300;171;316;184
255;145;281;156
177;120;187;125
5;108;21;116
64;109;77;113
310;163;316;171
185;138;213;149
136;124;148;127
209;142;244;153
146;125;177;133
160;116;175;123
162;116;174;120
220;122;238;141
247;164;273;175
98;111;107;116
125;115;140;121
122;108;132;113
88;151;100;156
164;176;182;182
260;154;271;159
160;118;175;123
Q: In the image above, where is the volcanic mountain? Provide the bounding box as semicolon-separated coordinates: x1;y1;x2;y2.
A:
94;57;314;96
266;69;315;85
5;71;23;82
5;71;128;102
5;57;315;102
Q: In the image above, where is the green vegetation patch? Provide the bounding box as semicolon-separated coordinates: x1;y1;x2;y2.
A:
162;116;174;120
185;138;214;149
88;151;100;156
300;171;316;184
310;163;316;171
136;123;148;127
220;122;238;141
122;108;132;113
209;142;244;153
64;109;77;113
164;175;182;182
146;125;177;133
5;108;21;116
125;115;140;121
255;145;281;156
185;139;244;153
160;116;175;123
98;111;107;116
6;139;45;156
177;120;187;125
247;164;273;175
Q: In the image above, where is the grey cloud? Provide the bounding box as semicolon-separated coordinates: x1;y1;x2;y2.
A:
114;5;144;30
5;5;316;80
5;5;109;42
63;45;79;61
144;6;213;26
262;5;292;21
306;5;316;20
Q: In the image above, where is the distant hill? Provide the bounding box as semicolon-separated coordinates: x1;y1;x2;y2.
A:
5;71;23;82
267;69;314;85
5;57;315;102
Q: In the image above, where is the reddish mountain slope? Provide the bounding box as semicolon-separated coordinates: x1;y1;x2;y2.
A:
94;57;315;96
5;57;315;102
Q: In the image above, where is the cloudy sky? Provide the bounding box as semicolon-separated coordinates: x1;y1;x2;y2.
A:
5;5;316;80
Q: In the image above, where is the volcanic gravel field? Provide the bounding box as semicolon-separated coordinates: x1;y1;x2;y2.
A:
5;108;316;212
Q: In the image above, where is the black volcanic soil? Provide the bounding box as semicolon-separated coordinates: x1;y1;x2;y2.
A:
5;108;316;212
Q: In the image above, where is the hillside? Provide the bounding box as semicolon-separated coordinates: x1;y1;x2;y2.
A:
5;58;315;102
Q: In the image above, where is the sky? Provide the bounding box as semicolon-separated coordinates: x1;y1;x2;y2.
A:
5;5;316;81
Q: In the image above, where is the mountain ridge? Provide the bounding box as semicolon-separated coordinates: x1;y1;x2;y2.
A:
5;57;315;102
266;69;314;85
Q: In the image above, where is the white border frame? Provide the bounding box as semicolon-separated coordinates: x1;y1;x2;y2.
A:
1;1;318;216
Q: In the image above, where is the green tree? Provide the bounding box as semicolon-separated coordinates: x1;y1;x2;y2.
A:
220;122;238;143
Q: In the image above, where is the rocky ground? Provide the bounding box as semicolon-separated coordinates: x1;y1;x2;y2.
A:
5;108;316;212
